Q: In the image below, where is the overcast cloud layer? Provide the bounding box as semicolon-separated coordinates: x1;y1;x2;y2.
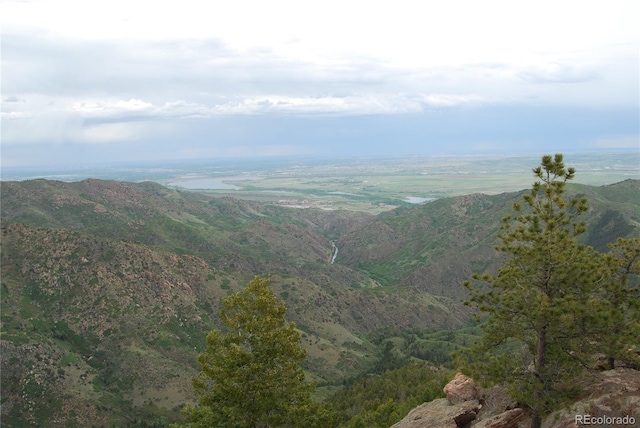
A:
2;0;638;167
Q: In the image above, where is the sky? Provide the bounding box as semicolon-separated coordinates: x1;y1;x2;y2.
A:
1;0;639;168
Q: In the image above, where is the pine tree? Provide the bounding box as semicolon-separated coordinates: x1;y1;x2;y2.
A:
459;154;606;428
175;276;329;428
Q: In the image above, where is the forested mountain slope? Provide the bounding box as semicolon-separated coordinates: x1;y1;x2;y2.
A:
338;179;640;299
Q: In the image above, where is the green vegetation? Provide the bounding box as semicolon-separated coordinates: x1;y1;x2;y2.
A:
1;158;638;427
326;362;453;428
592;237;640;369
459;155;640;428
175;278;464;428
175;276;331;427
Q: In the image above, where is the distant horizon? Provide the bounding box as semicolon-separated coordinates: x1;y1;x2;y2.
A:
2;149;638;183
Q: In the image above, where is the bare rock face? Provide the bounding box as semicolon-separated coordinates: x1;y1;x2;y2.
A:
390;398;482;428
444;372;484;405
472;408;525;428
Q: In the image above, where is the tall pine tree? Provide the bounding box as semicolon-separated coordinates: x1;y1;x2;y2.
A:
460;154;607;428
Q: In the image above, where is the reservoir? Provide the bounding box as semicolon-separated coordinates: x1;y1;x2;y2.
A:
169;176;263;190
405;196;436;204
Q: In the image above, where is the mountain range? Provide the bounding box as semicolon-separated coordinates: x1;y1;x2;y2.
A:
1;177;638;427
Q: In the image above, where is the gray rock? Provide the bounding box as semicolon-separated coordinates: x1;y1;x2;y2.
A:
390;398;482;428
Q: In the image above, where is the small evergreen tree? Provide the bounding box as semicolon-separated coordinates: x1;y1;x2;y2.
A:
459;154;613;428
175;276;329;428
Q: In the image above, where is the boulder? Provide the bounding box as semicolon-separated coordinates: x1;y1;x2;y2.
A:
444;372;483;405
390;398;482;428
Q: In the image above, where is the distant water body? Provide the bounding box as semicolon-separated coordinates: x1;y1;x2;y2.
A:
405;197;436;204
168;176;263;190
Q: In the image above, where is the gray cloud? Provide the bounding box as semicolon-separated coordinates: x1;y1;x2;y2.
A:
517;62;601;84
4;33;384;94
4;30;636;116
2;15;638;168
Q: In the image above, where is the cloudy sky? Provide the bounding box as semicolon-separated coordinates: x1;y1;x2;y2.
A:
2;0;638;167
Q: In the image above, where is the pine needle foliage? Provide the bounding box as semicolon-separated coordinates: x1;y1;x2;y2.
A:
458;154;639;428
594;237;640;369
175;276;329;428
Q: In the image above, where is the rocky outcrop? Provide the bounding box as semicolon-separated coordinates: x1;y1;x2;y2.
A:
393;368;640;428
391;373;484;427
390;398;482;428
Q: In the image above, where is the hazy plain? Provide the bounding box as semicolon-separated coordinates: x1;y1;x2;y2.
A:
3;151;638;213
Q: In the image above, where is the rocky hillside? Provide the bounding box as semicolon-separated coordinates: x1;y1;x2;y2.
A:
0;178;370;282
2;221;472;426
0;179;470;426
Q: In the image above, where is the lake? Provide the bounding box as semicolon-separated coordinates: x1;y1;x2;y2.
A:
168;176;263;190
